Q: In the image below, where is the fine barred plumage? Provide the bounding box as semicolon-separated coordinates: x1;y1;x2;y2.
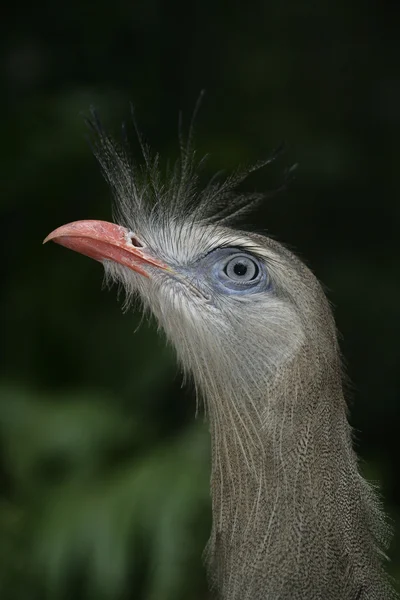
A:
44;112;398;600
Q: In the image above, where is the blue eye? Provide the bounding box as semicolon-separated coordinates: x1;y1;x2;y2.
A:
223;255;260;282
210;250;268;293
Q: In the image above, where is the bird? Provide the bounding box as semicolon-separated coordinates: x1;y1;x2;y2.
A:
44;113;397;600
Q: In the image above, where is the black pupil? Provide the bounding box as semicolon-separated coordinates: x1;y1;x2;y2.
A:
233;262;248;276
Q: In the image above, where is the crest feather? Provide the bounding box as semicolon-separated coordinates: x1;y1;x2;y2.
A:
85;106;292;231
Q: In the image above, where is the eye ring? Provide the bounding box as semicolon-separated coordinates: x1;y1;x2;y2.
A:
205;248;268;294
223;255;260;282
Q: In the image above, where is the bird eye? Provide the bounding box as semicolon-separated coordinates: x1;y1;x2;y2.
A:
206;248;268;294
223;256;260;282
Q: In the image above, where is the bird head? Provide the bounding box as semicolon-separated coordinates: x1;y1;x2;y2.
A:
44;120;338;417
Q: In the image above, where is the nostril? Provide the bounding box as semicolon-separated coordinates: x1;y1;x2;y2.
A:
128;233;143;248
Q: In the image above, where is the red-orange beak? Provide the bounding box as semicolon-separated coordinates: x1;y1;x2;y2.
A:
43;220;168;277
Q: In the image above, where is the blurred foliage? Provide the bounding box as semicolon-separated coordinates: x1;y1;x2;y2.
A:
0;386;211;600
1;0;400;597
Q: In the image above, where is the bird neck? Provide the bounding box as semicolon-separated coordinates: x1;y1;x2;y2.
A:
204;362;395;600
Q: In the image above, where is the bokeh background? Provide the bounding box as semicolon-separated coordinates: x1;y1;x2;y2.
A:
1;1;399;598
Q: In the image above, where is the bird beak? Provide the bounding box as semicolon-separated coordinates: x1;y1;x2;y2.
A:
43;220;168;277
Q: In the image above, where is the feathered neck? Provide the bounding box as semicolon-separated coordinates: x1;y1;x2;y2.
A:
203;350;396;600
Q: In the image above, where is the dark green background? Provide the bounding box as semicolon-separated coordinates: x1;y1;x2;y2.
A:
1;1;399;598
